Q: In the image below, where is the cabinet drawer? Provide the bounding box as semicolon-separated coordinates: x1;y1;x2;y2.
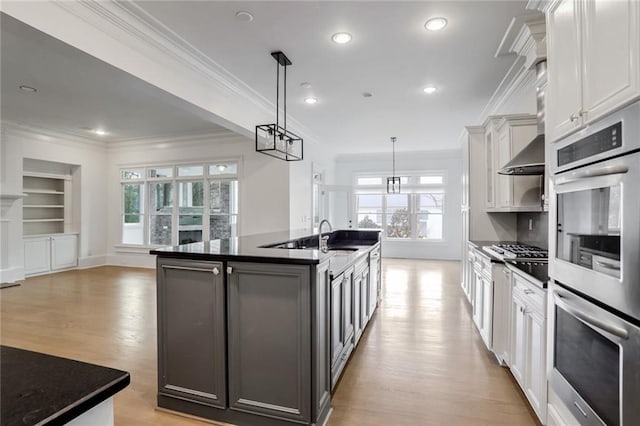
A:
513;275;546;315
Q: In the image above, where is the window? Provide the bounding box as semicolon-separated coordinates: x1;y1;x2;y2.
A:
120;161;239;245
354;172;446;241
122;183;143;244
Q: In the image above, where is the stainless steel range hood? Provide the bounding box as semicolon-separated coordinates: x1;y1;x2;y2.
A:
499;60;547;176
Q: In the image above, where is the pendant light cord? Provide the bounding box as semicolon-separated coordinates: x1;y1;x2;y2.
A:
276;60;280;131
392;137;397;177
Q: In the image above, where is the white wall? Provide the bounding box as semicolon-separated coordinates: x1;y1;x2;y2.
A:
106;133;291;267
333;150;463;260
0;124;109;281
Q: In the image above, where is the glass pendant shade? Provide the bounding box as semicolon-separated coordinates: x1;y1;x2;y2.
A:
387;176;401;194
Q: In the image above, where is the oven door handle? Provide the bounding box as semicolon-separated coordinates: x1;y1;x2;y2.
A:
555;164;628;185
554;290;629;340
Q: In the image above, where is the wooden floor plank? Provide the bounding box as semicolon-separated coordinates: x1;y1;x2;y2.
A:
0;259;537;425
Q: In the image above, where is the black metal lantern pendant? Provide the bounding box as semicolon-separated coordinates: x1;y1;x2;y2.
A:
255;51;303;161
387;137;401;193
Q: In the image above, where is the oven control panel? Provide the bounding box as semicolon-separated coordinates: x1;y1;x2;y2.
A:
558;122;621;167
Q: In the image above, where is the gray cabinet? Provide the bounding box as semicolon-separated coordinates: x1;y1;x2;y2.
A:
157;258;226;409
227;262;311;423
330;267;355;390
353;258;369;345
369;246;381;315
313;261;331;423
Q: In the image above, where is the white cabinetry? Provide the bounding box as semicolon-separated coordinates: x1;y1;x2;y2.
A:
492;265;512;365
24;234;77;276
509;269;547;424
494;117;542;211
547;0;640;142
471;249;493;349
484;116;542;212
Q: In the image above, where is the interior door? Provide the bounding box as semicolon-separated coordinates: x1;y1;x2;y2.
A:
323;185;353;230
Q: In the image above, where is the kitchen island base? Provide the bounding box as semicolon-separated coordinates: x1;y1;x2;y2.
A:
152;230;381;426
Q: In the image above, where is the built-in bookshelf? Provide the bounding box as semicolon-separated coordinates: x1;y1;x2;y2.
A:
22;172;70;235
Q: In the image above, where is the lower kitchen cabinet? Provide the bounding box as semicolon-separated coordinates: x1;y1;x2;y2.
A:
472;249;494;349
157;258;226;409
24;233;77;276
492;265;512;365
509;270;547;424
227;262;311;423
353;258;369;345
330;267;355;390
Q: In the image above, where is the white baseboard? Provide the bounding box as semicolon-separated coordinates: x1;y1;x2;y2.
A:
0;267;24;284
78;255;107;269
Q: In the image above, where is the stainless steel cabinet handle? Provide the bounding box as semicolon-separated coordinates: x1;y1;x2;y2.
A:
554;290;629;339
213;267;220;275
227;266;233;274
573;401;588;418
524;289;534;295
555;164;628;185
594;260;620;270
162;265;217;273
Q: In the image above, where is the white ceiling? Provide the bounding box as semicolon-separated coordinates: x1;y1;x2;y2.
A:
133;1;538;152
1;2;538;153
0;13;228;142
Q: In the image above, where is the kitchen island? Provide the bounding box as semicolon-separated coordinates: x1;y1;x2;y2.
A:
150;229;381;426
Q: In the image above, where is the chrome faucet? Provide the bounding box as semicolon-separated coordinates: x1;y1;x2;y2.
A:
318;219;332;253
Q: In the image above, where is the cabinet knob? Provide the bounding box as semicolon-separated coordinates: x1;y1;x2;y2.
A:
227;266;233;274
578;109;587;117
569;113;579;122
212;267;220;275
524;289;534;295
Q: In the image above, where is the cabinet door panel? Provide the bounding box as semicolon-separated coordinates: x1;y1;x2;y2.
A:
481;276;493;348
547;0;583;142
510;296;526;387
353;273;362;343
331;277;344;366
24;238;50;275
51;235;77;270
227;262;310;423
526;312;547;420
157;259;226;408
342;271;354;344
314;263;331;420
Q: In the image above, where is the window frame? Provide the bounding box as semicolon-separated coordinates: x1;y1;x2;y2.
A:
353;171;447;242
119;159;241;247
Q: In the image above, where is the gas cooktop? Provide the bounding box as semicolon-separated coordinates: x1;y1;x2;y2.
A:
482;243;548;262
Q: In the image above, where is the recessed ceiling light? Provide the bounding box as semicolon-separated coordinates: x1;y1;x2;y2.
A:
304;97;318;105
425;17;448;31
235;11;254;22
423;86;438;94
19;85;37;93
332;32;352;44
93;129;108;136
300;82;312;89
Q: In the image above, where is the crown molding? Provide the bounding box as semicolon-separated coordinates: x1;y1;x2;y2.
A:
107;131;250;152
335;149;461;163
1;121;108;151
50;0;320;145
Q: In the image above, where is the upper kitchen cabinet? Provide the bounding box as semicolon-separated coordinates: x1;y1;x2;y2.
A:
485;115;542;212
546;0;640;143
494;116;541;212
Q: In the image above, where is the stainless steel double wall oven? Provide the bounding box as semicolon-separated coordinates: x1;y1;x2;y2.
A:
549;101;640;426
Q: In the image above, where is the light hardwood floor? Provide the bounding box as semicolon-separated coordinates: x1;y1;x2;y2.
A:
0;259;537;425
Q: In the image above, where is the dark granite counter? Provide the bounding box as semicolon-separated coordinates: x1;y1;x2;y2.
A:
150;229;381;268
0;346;130;426
506;261;549;288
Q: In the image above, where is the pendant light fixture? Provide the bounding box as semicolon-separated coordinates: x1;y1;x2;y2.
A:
387;137;401;193
256;51;303;161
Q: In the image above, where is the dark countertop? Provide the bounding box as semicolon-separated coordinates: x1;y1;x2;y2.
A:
1;345;130;426
506;262;549;289
150;230;381;267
